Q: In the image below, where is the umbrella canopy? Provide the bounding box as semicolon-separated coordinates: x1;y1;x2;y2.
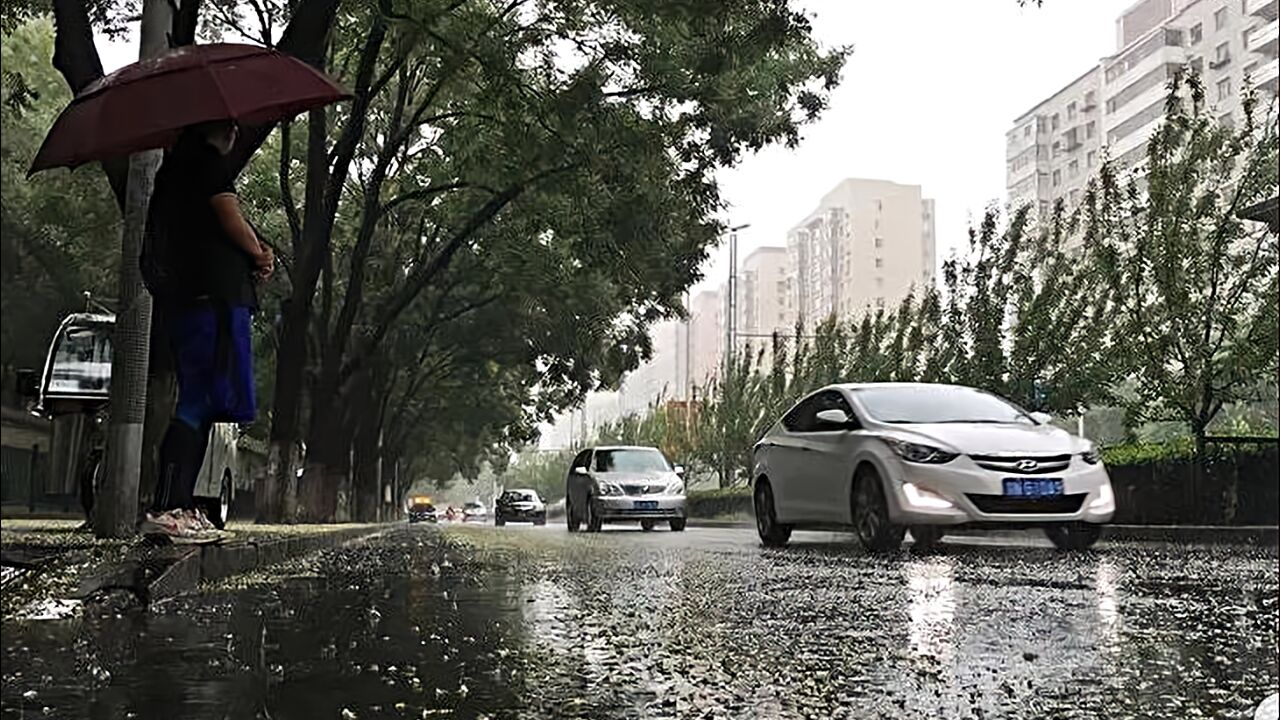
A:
30;43;349;174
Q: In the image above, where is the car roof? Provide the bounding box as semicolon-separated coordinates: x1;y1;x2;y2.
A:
829;382;973;392
504;488;537;494
591;445;663;452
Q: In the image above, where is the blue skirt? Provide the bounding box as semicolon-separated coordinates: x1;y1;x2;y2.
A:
168;303;256;427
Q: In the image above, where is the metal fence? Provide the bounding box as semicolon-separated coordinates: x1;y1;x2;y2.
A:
0;444;48;509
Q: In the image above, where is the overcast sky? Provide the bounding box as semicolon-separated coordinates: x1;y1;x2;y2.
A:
696;0;1127;294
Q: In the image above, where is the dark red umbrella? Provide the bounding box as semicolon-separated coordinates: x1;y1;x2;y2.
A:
30;43;349;174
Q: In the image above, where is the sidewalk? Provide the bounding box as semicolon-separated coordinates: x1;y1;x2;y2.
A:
687;517;1279;545
2;519;389;619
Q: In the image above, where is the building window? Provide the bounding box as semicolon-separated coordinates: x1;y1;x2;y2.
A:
1053;169;1062;186
875;277;884;288
1219;111;1235;128
1245;61;1259;77
1243;29;1251;50
874;237;884;248
1214;7;1227;31
1191;23;1203;44
1214;42;1230;64
1024;124;1032;138
1190;56;1204;75
1067;102;1077;120
1069;189;1080;205
1218;76;1232;101
874;257;884;268
1087;150;1097;168
1051;113;1060;130
1084;90;1096;108
1069;160;1079;177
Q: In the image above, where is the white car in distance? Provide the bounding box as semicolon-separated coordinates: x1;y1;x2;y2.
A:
751;383;1115;552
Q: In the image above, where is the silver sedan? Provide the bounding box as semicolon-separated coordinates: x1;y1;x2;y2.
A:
565;445;687;532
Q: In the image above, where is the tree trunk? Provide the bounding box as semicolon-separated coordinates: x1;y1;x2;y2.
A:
93;0;172;538
139;308;176;511
258;296;309;522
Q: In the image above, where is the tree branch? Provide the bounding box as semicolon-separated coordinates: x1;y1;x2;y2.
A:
278;120;303;242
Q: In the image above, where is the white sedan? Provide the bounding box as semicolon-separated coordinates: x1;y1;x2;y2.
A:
751;383;1115;552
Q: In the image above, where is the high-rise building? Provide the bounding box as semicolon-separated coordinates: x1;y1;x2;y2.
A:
1007;0;1279;217
688;289;723;388
737;246;791;355
785;178;936;330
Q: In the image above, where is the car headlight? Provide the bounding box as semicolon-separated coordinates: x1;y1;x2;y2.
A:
598;482;623;496
883;438;957;464
1080;447;1102;465
902;482;955;509
665;480;685;496
1088;483;1114;510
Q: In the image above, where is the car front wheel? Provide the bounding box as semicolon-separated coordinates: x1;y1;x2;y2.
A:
753;480;791;547
669;518;686;532
1043;522;1102;551
641;519;656;531
852;469;905;553
910;526;945;552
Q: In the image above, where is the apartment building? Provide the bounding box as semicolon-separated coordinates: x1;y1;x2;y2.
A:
1006;0;1279;215
687;289;723;387
785;178;936;329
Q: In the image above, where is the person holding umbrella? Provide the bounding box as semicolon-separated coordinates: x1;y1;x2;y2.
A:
137;119;274;538
30;43;349;537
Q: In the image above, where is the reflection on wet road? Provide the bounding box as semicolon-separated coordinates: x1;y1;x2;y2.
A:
3;523;1277;719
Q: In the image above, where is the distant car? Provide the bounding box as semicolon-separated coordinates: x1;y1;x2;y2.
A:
408;501;438;524
462;502;488;523
751;383;1115;552
444;506;462;522
495;489;547;526
565;445;687;533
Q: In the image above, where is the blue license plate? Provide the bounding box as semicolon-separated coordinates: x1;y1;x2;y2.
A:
1003;478;1063;497
633;500;659;510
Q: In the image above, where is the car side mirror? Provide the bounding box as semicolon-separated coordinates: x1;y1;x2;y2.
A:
15;368;38;400
574;466;590;476
815;409;853;427
1030;412;1052;425
674;465;685;476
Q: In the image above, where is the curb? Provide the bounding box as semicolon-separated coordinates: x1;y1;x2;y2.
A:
76;525;388;605
686;518;1279;545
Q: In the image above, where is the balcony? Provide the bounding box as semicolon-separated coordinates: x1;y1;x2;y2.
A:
1247;20;1279;57
1247;0;1278;20
1255;57;1280;94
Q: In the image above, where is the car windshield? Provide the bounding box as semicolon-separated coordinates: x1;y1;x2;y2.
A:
501;491;536;502
594;448;671;473
464;502;483;511
854;386;1034;425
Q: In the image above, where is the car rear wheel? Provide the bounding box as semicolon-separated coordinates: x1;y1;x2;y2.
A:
534;515;546;526
1043;522;1102;551
585;498;603;533
669;518;686;532
852;469;905;553
495;516;506;527
910;526;945;552
753;480;791;547
640;519;656;531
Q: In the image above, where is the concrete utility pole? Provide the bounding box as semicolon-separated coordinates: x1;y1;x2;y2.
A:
683;290;691;400
95;0;173;538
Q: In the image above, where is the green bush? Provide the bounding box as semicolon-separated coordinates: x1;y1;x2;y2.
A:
1102;438;1196;466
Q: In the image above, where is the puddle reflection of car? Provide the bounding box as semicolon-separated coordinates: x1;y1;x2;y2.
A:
408;499;438;524
462;502;488;523
495;489;547;526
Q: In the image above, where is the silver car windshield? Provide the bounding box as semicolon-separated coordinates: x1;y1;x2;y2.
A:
594;449;671;473
854;386;1034;425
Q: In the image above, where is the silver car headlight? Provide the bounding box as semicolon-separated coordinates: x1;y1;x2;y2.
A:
1080;446;1102;465
598;482;623;496
664;480;685;496
883;438;958;464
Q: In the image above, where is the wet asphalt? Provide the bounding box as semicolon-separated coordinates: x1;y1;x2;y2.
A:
1;522;1277;720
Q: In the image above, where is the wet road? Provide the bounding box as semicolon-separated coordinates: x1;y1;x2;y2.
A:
2;523;1277;719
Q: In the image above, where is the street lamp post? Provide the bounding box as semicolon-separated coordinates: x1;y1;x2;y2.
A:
721;223;750;377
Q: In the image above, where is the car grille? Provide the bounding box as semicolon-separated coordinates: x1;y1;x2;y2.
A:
966;493;1086;514
621;484;667;495
613;507;678;516
969;454;1072;475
